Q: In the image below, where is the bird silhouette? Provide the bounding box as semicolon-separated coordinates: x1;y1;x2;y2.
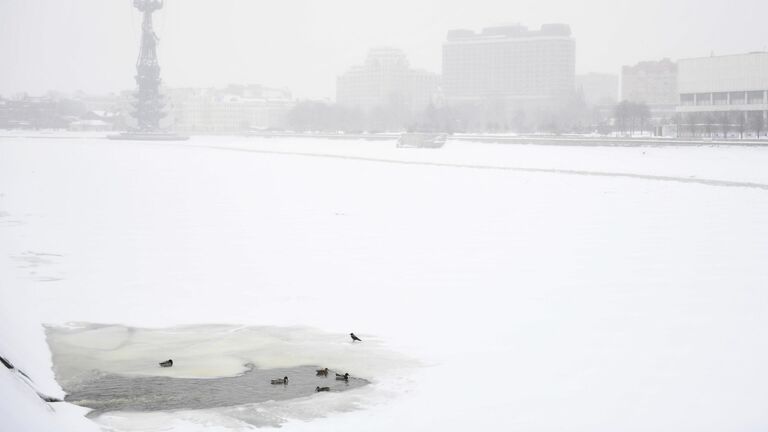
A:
350;333;362;342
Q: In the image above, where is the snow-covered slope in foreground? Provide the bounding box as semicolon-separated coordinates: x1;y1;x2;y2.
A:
1;136;768;431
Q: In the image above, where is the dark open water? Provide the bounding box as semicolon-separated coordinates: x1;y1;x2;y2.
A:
64;363;367;415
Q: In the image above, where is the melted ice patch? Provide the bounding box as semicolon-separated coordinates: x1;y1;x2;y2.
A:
46;324;417;428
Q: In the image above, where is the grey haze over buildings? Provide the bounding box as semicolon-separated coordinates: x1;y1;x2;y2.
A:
2;0;768;99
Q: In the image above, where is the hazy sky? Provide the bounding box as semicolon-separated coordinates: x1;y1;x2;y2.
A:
2;0;767;99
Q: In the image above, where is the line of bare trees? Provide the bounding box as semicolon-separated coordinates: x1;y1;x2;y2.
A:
674;111;765;138
613;101;651;136
285;94;593;134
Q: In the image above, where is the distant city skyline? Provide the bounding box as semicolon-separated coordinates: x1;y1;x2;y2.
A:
1;0;767;99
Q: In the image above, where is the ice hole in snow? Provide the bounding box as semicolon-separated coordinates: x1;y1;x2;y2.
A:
45;324;414;418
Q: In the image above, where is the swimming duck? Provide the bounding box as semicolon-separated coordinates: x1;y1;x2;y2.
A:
316;386;330;392
350;333;362;342
270;376;288;385
335;372;349;381
316;368;329;377
159;359;173;368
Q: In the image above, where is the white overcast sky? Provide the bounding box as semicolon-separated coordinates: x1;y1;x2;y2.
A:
1;0;767;99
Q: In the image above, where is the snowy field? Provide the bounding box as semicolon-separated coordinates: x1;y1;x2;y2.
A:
2;134;768;431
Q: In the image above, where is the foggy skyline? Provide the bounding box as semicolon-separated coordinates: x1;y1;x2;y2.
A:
2;0;767;99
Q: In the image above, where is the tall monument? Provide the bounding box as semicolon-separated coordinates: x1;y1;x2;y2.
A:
110;0;187;140
133;0;164;132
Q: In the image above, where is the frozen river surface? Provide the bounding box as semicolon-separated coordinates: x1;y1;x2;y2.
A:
1;135;768;431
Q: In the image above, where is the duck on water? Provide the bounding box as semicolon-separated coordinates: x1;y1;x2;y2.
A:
271;376;288;385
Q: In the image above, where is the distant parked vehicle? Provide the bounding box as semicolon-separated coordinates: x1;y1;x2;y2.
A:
397;133;447;148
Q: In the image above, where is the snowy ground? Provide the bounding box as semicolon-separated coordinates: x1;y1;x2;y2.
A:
1;135;768;431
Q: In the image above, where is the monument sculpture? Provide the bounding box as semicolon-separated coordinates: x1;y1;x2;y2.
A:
110;0;187;140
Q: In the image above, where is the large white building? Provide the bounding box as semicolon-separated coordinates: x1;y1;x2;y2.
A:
168;85;294;133
677;52;768;119
336;48;439;113
442;24;575;108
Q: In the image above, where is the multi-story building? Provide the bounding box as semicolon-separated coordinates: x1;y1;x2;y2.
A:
0;95;83;129
674;52;768;137
336;47;439;113
168;85;294;133
676;52;768;122
620;58;677;119
442;24;575;112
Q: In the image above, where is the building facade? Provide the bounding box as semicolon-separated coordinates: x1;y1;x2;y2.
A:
336;48;439;113
442;24;575;109
677;52;768;114
620;58;677;119
168;85;294;133
675;52;768;137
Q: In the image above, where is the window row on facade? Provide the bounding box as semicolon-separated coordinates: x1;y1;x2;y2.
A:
680;91;768;106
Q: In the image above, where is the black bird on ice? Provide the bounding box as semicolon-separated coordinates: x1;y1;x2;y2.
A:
350;333;362;342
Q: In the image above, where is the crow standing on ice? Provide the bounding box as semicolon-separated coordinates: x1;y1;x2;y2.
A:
350;333;362;342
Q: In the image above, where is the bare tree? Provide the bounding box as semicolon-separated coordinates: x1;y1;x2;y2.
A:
686;112;700;137
732;111;746;139
614;101;631;136
703;113;714;138
613;101;651;136
672;113;683;138
748;111;765;138
636;103;651;136
717;112;730;138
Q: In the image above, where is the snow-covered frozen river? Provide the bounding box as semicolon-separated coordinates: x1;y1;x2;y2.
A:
2;134;768;431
